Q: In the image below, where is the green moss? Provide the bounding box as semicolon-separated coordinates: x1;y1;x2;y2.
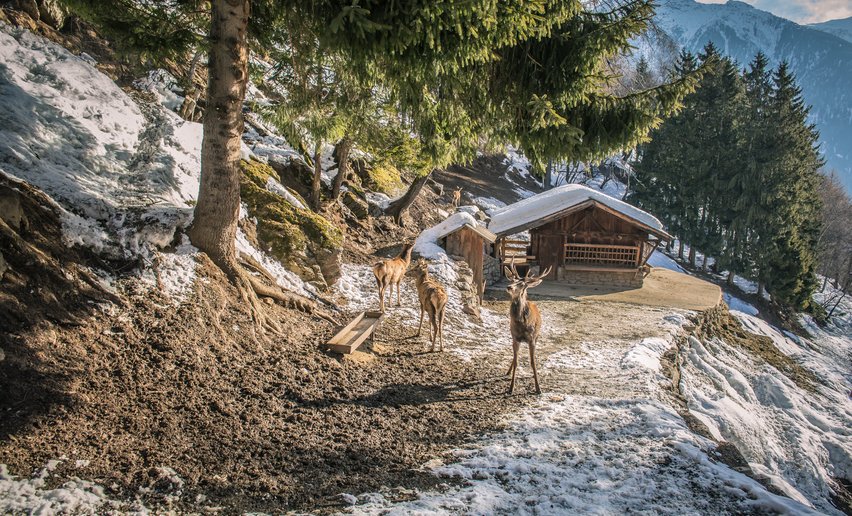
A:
239;160;342;260
367;164;403;194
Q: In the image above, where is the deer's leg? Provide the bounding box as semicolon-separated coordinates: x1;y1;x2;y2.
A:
417;308;424;336
396;280;402;306
529;340;541;395
508;339;520;394
506;345;516;376
438;308;445;351
378;281;386;312
430;315;437;352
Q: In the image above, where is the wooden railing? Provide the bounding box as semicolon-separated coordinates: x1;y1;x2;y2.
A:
564;243;639;268
500;238;534;262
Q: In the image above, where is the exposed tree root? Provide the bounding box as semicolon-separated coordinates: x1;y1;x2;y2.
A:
237;254;337;324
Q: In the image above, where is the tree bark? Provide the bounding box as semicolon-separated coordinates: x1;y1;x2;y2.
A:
311;142;323;211
688;246;696;268
188;0;250;274
385;170;433;224
331;137;352;201
727;271;735;287
678;240;684;260
702;253;708;271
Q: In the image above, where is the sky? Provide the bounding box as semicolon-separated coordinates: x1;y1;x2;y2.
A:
697;0;852;24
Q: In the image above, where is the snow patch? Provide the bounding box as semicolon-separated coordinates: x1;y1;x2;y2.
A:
265;176;306;209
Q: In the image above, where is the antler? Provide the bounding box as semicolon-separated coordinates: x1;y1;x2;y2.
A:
506;256;521;281
530;265;552;281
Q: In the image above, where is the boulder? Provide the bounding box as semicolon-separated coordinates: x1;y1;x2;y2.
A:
0;188;26;231
11;0;39;20
37;0;67;28
314;247;342;287
341;191;369;219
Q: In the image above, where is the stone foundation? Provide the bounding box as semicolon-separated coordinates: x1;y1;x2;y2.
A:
483;254;504;286
558;267;644;288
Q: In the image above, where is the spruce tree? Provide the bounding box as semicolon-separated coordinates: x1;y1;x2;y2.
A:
763;61;823;309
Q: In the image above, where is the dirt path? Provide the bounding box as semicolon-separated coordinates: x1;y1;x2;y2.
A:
534;300;686;398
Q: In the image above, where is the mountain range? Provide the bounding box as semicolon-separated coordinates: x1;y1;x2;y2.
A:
645;0;852;192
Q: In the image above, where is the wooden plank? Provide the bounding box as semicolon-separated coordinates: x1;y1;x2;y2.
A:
325;311;384;354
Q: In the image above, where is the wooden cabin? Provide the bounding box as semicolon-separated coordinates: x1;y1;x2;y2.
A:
441;223;496;300
488;185;671;287
418;211;497;300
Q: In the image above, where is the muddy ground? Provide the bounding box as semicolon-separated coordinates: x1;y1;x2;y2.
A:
0;257;529;513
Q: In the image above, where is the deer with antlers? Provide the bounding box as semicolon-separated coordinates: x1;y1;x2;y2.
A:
373;243;414;312
409;259;448;352
504;258;552;394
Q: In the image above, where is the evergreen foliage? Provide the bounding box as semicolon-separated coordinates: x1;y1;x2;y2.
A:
632;49;824;310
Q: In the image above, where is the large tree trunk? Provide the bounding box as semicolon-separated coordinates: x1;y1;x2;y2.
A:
311;142;323;211
688;246;696;268
188;0;250;273
385;170;433;224
186;0;332;328
678;240;684;260
727;271;735;287
331;137;352;201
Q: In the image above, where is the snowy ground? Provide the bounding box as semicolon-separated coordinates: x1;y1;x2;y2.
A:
335;281;830;514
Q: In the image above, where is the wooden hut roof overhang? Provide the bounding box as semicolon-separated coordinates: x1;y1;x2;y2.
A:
452;223;497;243
491;199;671;241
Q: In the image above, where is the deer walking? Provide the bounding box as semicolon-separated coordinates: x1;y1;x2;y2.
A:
504;259;552;394
452;187;463;207
372;243;414;312
409;259;448;352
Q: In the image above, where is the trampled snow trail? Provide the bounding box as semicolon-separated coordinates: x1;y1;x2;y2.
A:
335;271;828;514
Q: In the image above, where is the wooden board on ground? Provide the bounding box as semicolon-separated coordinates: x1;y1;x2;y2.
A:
324;311;384;354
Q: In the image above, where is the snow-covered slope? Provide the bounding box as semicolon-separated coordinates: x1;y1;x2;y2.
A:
650;0;852;193
810;16;852;44
0;23;199;257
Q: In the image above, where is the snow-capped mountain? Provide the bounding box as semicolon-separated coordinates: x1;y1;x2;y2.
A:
810;16;852;44
650;0;852;192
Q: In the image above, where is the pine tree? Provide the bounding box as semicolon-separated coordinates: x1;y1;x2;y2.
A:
631;50;701;254
762;61;823;309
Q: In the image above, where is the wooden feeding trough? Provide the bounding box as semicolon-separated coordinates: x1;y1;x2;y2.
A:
324;310;384;354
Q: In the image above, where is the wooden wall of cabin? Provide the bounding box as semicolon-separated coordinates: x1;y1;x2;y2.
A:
530;206;649;276
445;227;486;297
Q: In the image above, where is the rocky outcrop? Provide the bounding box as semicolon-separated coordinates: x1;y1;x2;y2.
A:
341;191;369;220
452;258;481;319
8;0;67;29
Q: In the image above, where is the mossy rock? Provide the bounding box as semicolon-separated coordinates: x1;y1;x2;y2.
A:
351;158;403;195
341;191;370;219
239;160;342;262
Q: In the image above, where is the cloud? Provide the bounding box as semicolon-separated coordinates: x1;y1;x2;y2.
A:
696;0;852;24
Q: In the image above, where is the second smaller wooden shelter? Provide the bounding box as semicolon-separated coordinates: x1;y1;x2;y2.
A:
487;185;671;287
414;211;497;299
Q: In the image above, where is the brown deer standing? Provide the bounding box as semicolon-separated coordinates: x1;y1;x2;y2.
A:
372;243;414;312
452;187;463;207
409;259;448;352
504;259;552;394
